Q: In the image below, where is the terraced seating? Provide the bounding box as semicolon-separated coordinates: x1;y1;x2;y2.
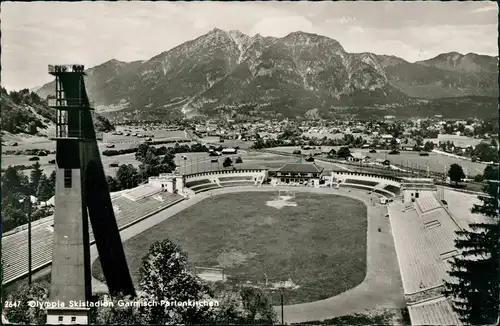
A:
344;179;379;187
2;192;184;285
339;183;375;192
408;297;463;325
339;184;394;197
442;190;486;230
388;202;461;294
191;183;220;193
123;184;161;201
373;189;395;197
2;224;54;283
384;184;401;195
185;179;211;188
218;176;253;181
415;194;441;214
219;181;255;188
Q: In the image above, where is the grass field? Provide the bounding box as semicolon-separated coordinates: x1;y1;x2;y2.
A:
2;129;191;177
2;129;188;154
269;146;487;176
174;151;295;175
92;191;368;305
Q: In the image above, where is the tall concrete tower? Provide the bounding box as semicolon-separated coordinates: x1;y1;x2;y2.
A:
45;65;135;325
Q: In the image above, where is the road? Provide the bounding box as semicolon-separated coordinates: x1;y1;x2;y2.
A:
91;186;405;323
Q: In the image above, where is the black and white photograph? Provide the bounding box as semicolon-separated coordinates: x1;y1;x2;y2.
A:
1;1;499;325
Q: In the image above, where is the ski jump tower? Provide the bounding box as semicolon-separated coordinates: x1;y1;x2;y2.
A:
46;65;135;324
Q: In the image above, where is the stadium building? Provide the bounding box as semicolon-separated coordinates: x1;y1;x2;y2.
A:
269;163;324;187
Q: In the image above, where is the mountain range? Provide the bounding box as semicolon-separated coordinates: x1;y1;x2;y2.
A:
36;28;498;120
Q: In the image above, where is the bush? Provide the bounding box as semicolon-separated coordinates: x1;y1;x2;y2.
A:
102;148;138;156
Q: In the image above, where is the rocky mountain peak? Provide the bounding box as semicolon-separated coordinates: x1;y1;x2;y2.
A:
34;29;498;121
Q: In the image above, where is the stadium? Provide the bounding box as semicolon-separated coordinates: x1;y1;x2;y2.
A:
2;156;484;325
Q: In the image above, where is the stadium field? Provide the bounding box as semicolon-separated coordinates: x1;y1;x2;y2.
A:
92;191;368;305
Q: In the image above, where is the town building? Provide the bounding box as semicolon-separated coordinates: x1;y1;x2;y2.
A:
347;152;370;162
269;162;324;187
221;148;238;154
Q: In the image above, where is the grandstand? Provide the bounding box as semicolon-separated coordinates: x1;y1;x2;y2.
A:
389;189;463;325
1;190;184;285
344;179;378;187
383;184;401;196
122;184;162;202
408;297;463;325
338;183;397;198
414;192;442;215
185;169;267;193
332;171;402;198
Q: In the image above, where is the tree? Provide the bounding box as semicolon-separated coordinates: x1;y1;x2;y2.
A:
336;147;351;159
448;163;465;185
116;164;139;190
211;290;246;323
483;165;498;181
1;166;31;231
251;138;265;149
423;141;434;152
94;114;115;132
390;138;398;149
327;148;337;158
106;175;119;192
138;239;214;324
30;161;43;195
135;143;151;162
443;182;499;324
4;282;50;324
90;293;145;325
47;170;56;194
49;170;56;186
240;287;277;323
2;166;29;199
343;134;354;146
235;157;243;164
223;157;233;169
472;143;498;163
36;174;53;202
2;206;27;231
28;121;38;135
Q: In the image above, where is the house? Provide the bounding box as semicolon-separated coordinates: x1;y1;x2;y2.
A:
221;148;238;155
348;152;370;162
269;163;324;187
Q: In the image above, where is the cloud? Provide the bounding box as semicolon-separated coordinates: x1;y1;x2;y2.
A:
1;1;498;91
471;5;497;14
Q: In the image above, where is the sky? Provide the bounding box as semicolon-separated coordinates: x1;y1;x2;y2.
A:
1;1;498;91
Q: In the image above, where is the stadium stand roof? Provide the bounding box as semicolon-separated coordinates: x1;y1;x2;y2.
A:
275;163;324;174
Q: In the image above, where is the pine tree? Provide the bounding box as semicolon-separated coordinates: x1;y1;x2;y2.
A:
48;170;56;189
443;182;499;324
29;162;43;195
36;174;53;202
138;239;213;324
448;163;465;185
